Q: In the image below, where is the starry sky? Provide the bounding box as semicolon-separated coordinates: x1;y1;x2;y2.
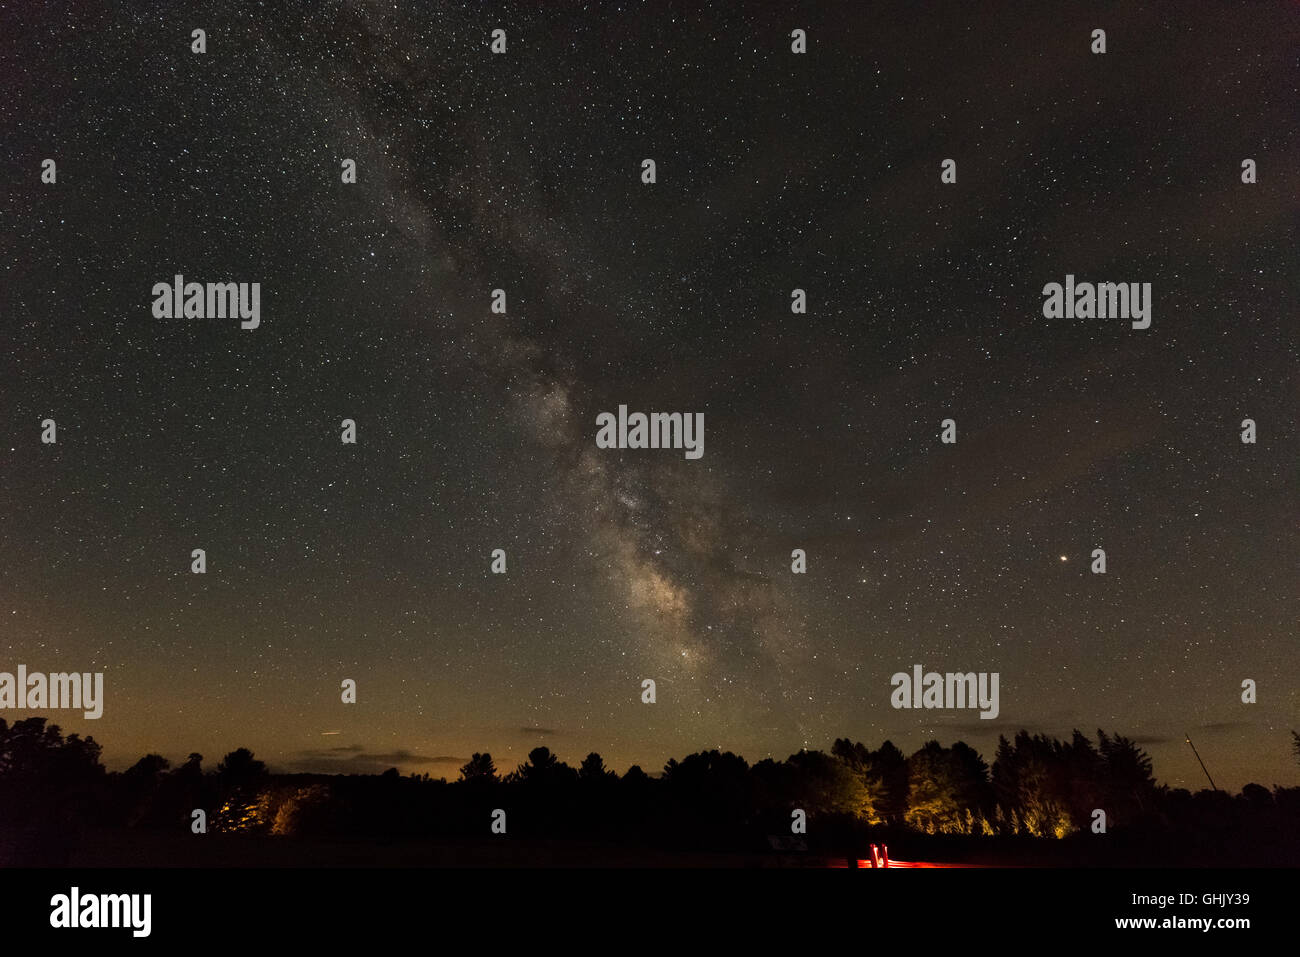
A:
2;1;1297;791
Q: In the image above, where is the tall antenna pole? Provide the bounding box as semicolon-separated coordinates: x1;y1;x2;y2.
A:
1184;733;1219;792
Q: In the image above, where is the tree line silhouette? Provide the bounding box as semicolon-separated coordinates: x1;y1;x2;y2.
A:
2;717;1297;865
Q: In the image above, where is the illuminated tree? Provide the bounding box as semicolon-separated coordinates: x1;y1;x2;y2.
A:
213;748;270;833
991;732;1073;838
904;741;985;834
787;748;881;822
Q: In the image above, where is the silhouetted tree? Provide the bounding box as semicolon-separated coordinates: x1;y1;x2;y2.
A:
579;752;615;782
1238;783;1272;811
216;747;267;788
618;764;652;806
869;740;909;825
831;738;871;770
11;721;1297;864
164;752;206;826
514;746;575;785
948;740;993;830
121;754;171;826
662;750;752;841
1097;730;1158;825
1060;730;1104;825
125;754;171;779
0;718;104;864
458;752;498;783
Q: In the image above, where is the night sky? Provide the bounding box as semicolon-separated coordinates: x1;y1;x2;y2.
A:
2;2;1296;792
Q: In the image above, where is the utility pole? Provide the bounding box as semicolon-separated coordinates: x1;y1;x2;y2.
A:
1184;733;1219;792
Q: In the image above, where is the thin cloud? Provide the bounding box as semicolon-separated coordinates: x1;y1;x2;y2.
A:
284;747;468;775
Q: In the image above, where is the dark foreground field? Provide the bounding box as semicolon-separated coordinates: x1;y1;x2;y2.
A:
24;826;1297;869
